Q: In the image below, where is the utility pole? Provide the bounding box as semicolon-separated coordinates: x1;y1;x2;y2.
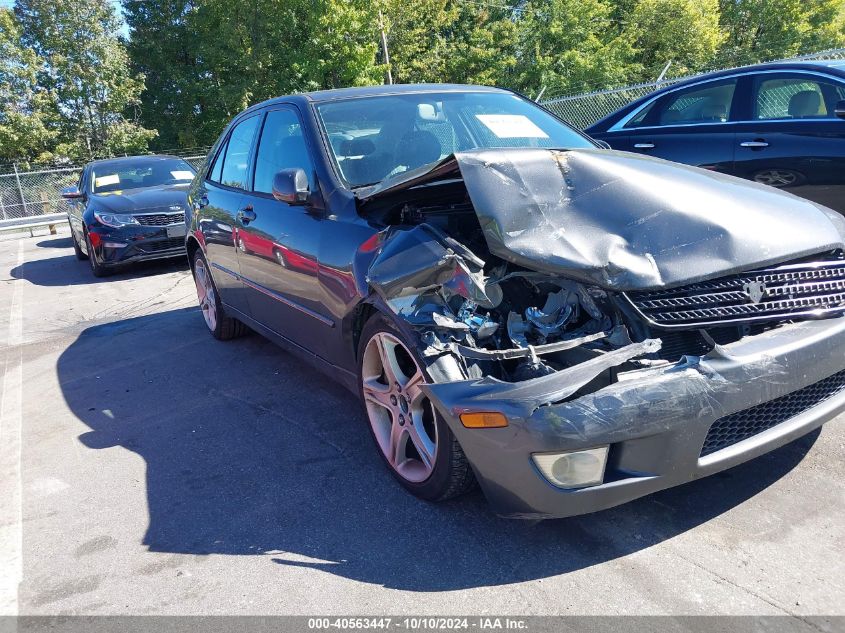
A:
379;10;393;85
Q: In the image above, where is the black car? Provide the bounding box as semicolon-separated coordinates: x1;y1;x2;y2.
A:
63;155;196;276
586;60;845;214
186;84;845;519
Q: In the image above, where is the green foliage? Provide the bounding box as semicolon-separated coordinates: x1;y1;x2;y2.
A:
3;0;844;162
718;0;845;65
13;0;155;162
0;8;57;163
624;0;725;81
512;0;633;97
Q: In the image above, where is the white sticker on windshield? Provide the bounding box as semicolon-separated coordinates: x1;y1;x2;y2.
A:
170;170;194;180
475;114;549;138
94;174;120;187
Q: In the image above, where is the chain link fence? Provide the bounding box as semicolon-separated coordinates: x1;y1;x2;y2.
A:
0;153;208;222
541;48;845;130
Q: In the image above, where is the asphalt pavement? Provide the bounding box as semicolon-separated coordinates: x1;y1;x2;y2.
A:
0;229;843;616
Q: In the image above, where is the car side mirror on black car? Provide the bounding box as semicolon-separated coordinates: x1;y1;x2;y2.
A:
272;168;310;205
61;186;83;199
835;100;845;120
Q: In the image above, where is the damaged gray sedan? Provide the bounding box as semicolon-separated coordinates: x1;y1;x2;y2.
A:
187;84;845;519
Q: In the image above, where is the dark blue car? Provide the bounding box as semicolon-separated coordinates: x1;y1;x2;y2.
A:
586;60;845;214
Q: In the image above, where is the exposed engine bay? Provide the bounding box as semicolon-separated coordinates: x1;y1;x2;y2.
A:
361;149;845;404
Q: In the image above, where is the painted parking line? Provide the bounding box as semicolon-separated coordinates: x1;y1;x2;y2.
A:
0;241;24;615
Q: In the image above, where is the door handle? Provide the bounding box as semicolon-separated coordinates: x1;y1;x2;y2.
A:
633;143;655;149
237;206;257;224
740;140;769;148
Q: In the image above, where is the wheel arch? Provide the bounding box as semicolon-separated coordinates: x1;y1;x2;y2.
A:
185;234;202;270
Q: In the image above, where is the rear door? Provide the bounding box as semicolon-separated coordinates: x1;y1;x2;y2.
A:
235;106;330;355
622;78;740;174
194;114;261;315
733;71;845;215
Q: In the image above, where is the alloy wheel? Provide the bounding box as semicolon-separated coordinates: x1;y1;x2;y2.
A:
754;169;798;187
361;332;438;483
194;259;218;331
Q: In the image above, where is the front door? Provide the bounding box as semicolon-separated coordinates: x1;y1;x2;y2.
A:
235;106;330;356
624;77;740;174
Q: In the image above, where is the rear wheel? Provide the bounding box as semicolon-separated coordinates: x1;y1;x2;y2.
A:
69;222;86;260
192;250;249;340
357;313;475;501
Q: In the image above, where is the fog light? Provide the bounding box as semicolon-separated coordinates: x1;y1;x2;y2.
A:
532;446;609;489
460;412;508;428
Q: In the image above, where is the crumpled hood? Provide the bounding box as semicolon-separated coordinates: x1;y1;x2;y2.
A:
92;184;189;214
361;148;845;291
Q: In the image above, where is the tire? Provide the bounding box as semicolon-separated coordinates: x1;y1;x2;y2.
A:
192;249;249;341
357;312;475;501
85;232;110;277
69;222;86;260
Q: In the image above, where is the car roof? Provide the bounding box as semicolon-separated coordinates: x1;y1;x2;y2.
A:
87;154;188;169
585;59;845;132
665;59;845;86
246;83;511;111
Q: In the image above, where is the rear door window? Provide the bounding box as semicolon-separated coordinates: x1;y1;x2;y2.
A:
218;115;260;189
753;74;845;120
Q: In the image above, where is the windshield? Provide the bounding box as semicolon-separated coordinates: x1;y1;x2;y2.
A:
315;91;594;188
91;158;195;194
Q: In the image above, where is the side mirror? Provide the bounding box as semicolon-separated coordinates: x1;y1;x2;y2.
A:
835;100;845;120
272;168;310;205
61;186;83;199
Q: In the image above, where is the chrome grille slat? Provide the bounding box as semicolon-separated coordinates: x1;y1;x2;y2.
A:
626;259;845;327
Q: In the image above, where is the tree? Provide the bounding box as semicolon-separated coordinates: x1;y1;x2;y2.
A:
624;0;725;81
0;7;57;163
718;0;845;65
513;0;634;98
125;0;382;149
15;0;155;161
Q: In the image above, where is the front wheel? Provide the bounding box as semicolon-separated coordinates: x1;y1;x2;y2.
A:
85;233;109;277
192;250;249;340
69;222;86;260
357;313;475;501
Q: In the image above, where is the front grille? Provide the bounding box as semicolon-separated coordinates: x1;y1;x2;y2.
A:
137;238;185;253
134;212;184;226
626;258;845;327
700;369;845;457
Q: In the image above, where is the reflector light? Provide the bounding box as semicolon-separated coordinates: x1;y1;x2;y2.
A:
459;412;508;428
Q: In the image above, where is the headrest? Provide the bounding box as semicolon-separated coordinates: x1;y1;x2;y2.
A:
788;90;821;117
339;138;376;156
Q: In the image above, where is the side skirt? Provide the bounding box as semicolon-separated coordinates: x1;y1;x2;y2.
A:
221;301;360;396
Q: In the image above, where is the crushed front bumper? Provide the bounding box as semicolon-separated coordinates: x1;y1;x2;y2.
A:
423;317;845;519
91;225;187;267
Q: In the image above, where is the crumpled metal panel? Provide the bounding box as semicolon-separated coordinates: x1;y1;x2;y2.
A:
456;148;845;291
361;148;845;292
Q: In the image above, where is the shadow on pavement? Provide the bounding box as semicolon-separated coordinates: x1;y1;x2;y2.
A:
36;236;74;249
58;308;819;592
11;253;188;286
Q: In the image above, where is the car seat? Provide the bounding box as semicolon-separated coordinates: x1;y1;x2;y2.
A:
788;90;821;118
394;130;442;171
